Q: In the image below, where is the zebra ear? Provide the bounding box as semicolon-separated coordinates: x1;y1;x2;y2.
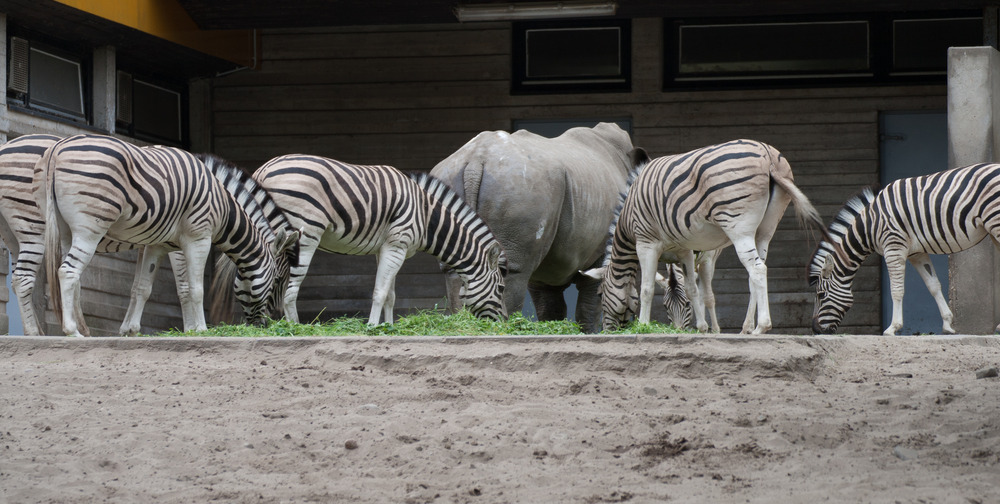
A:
821;254;835;278
580;266;605;280
486;242;501;270
654;272;668;288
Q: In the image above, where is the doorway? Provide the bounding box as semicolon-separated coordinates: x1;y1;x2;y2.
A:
878;111;949;334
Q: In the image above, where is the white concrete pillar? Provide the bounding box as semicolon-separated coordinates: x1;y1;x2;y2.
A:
947;46;1000;334
92;46;116;133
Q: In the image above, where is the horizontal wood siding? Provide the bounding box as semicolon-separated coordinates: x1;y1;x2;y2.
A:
209;19;947;334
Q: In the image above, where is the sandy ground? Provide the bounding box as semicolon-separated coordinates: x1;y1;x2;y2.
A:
0;334;998;504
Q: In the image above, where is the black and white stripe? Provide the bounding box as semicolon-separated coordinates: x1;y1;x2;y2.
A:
198;154;300;323
809;163;1000;335
251;154;506;325
589;139;823;333
38;134;287;336
0;134;61;335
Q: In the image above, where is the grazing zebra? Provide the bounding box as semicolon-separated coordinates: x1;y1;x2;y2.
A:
245;154;507;326
653;248;723;332
37;134;294;337
810;163;1000;335
585;139;823;334
0;135;193;336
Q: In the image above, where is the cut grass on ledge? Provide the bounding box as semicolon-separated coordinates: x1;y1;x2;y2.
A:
155;310;692;337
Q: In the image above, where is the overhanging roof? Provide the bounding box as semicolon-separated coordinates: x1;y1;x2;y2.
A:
175;0;996;30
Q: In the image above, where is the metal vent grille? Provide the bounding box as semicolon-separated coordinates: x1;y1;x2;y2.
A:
116;71;132;123
8;37;29;94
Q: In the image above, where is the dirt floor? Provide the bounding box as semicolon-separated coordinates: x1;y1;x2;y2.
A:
0;333;998;503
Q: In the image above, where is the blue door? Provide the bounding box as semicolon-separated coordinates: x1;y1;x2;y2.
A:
879;111;949;334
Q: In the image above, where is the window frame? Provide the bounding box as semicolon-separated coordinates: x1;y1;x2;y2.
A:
512;18;632;95
115;69;188;147
6;30;91;124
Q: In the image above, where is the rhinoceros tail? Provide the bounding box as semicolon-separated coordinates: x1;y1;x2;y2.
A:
461;161;484;211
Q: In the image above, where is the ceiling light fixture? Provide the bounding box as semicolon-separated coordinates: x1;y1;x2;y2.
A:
454;1;618;22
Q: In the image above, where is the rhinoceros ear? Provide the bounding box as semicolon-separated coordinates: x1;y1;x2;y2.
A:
580;266;605;280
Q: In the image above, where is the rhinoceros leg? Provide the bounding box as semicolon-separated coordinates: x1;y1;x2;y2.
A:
573;273;602;333
527;282;566;322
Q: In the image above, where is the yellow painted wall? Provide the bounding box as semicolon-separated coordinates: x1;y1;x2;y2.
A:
53;0;255;67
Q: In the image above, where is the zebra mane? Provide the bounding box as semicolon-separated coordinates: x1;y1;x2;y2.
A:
807;186;876;282
196;153;287;242
600;158;648;268
409;171;507;272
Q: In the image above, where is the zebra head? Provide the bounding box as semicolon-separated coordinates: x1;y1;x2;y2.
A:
459;241;507;320
808;188;873;334
580;262;634;332
808;248;853;334
655;266;692;329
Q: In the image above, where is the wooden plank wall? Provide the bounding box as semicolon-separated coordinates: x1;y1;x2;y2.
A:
208;18;948;334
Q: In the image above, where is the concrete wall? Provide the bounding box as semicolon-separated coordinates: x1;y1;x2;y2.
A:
947;46;1000;334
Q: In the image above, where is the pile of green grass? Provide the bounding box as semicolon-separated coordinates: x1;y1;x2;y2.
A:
157;309;689;337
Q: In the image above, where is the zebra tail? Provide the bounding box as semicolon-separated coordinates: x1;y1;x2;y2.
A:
208;253;240;324
771;174;833;244
38;144;63;332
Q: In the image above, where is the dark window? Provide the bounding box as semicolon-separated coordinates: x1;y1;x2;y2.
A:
665;12;982;90
892;17;983;74
133;80;182;143
6;35;89;122
678;21;869;78
116;71;185;145
513;19;630;93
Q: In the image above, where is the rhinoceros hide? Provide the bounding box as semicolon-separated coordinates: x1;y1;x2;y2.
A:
430;122;644;333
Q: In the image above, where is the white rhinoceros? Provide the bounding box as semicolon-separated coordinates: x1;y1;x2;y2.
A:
430;122;645;333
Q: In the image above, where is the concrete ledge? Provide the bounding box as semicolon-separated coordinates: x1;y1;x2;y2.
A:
1;333;998;352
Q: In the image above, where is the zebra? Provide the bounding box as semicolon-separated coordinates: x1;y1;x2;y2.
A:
653;248;722;332
0;134;61;335
0;134;195;336
240;154;507;325
36;134;296;337
0;136;297;336
809;163;1000;335
584;139;823;334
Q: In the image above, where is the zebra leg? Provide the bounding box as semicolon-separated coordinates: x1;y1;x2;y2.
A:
166;250;196;328
679;251;709;332
179;237;212;332
57;238;101;338
283;237;321;324
730;236;771;334
6;237;45;336
908;253;954;334
882;249;908;336
635;242;662;325
119;246;168;336
697;249;721;333
370;244;408;325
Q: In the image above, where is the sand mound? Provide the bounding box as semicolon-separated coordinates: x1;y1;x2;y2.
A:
0;335;997;503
